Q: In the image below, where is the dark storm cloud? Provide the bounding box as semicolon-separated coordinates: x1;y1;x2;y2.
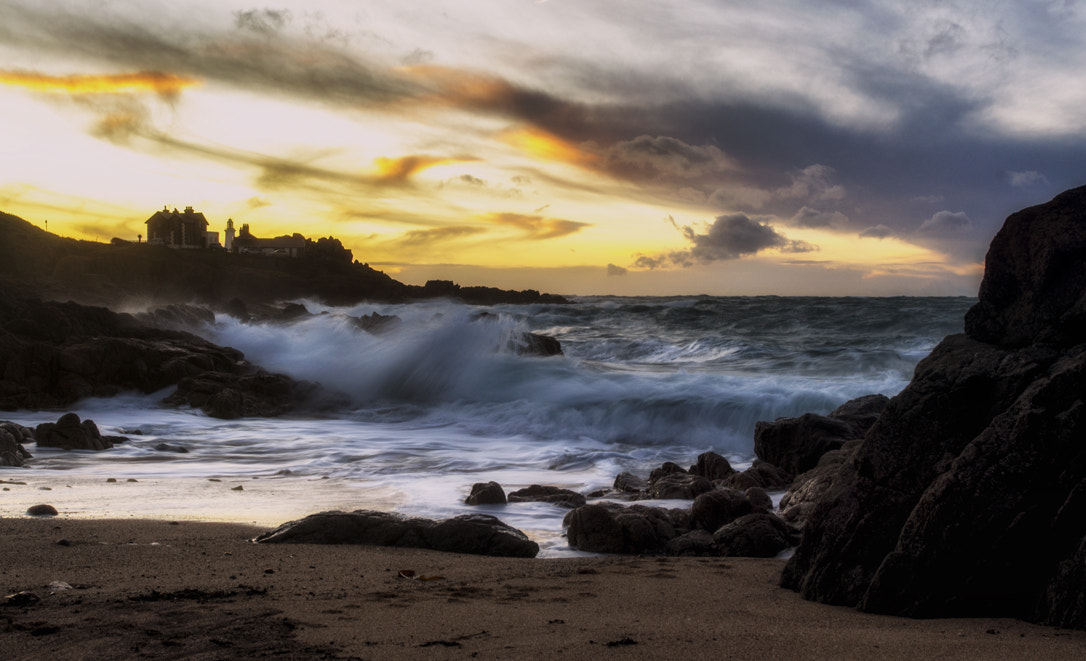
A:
596;135;735;180
632;213;818;270
606;263;628;276
680;214;786;261
791;206;849;229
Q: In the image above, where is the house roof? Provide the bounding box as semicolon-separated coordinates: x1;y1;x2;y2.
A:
145;208;209;228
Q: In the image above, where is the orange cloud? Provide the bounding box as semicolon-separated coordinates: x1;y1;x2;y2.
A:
503;128;599;167
372;154;477;183
0;70;198;97
484;212;590;240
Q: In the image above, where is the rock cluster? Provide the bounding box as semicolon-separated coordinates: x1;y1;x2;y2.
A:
255;509;540;558
780;185;1086;629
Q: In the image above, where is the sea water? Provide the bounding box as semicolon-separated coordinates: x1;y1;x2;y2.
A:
2;296;973;556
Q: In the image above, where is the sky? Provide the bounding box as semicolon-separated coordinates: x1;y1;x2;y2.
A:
2;1;1085;296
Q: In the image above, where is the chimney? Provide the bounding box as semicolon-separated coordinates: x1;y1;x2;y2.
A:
185;206;194;214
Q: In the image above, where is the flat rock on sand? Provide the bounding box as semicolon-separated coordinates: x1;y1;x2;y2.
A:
3;519;1086;660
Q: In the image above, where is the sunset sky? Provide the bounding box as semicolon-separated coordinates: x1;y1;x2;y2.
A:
2;1;1085;296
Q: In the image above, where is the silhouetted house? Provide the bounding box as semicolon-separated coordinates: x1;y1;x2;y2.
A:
145;206;215;249
232;223;306;257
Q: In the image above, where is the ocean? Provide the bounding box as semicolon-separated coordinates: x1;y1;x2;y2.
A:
4;296;973;556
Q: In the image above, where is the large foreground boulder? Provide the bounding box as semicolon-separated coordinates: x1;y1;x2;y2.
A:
781;185;1086;628
254;510;539;558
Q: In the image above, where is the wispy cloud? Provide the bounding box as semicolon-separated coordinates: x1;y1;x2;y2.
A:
485;212;590;240
0;69;197;97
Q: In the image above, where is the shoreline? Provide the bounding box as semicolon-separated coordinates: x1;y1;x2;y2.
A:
4;518;1085;659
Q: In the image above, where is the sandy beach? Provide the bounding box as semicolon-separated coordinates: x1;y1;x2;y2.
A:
3;518;1085;660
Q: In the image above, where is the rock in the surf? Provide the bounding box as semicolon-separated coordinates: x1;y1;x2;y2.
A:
506;485;587;508
465;481;507;505
35;413;117;451
0;422;33;466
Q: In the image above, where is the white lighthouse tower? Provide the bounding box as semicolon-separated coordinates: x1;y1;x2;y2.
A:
224;218;235;251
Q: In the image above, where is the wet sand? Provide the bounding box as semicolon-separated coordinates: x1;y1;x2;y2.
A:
4;518;1086;660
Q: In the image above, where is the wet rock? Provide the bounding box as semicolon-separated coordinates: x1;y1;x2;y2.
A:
688;451;736;480
648;471;713;500
465;481;507;505
134;304;216;330
255;509;538;558
613;472;648;496
351;311;401;334
689;488;754;532
0;422;33;466
26;504;58;516
508;332;563;357
164;371;317;419
745;486;774;511
714;512;800;558
154;442;189;453
666;529;719;556
754;394;888;477
563;502;686;554
506;485;587;508
722;460;792;491
35;413;113;451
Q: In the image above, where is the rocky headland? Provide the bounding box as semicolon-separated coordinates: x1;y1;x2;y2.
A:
779;184;1086;628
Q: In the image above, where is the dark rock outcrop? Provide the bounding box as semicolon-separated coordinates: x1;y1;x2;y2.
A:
781;185;1086;628
163;370;315;419
465;481;507;505
255;509;539;558
0;422;33;466
0;295;318;419
753;394;888;477
507;485;587;508
0;293;317;416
